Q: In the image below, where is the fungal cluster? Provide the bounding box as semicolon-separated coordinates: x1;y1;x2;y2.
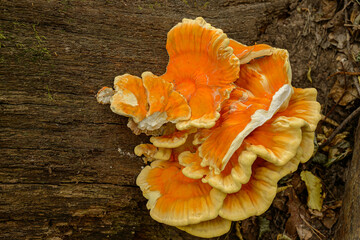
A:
97;17;321;238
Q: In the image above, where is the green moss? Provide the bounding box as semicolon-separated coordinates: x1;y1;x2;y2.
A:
3;22;52;63
0;31;6;48
29;25;51;61
12;21;27;30
27;46;51;61
46;84;54;101
182;0;210;9
154;1;161;8
137;1;162;11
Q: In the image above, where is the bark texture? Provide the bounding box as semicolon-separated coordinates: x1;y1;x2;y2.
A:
0;1;292;239
1;0;355;239
335;119;360;240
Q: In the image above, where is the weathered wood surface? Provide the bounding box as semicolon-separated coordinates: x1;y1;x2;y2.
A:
335;118;360;240
0;0;344;239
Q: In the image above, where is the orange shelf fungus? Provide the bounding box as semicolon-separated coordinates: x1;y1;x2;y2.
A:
136;160;227;226
162;17;240;130
219;157;301;221
97;72;191;134
97;17;321;238
177;216;232;238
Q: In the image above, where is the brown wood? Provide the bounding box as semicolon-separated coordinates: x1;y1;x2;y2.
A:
0;1;292;239
0;0;353;239
335;118;360;240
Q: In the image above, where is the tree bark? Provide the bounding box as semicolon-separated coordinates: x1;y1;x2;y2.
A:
335;118;360;240
0;1;292;239
3;0;358;239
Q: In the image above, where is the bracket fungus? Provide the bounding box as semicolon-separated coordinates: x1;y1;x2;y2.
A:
97;17;321;238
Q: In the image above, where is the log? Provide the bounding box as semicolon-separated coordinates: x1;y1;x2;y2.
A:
335;118;360;240
0;0;292;239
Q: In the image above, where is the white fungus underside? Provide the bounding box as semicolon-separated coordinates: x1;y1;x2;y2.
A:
116;89;139;107
209;84;293;174
96;87;115;104
138;112;168;131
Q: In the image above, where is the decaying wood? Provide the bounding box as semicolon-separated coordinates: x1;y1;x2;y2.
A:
335;118;360;240
2;0;359;239
0;1;292;239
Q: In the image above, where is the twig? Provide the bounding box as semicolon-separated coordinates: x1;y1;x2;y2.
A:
299;214;325;240
321;105;360;148
321;114;340;127
344;23;360;27
326;71;360;81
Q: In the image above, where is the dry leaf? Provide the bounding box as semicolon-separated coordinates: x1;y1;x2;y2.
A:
330;132;349;146
239;217;258;240
315;0;337;21
322;209;337;229
326;140;352;167
309;208;324;218
351;8;360;24
312;152;328;165
320;0;337;20
285;189;313;240
277;234;292;240
300;171;324;211
258;216;271;239
235;222;244;240
323;200;342;210
322;125;333;138
321;114;340;127
328;27;347;49
297;225;313;240
329;78;359;105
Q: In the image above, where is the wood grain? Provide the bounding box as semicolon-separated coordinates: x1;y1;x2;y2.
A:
1;0;348;239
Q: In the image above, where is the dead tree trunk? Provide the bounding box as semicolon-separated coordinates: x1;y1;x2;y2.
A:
335;119;360;240
1;0;357;239
0;1;292;239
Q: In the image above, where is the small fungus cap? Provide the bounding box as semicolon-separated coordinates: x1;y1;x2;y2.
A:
134;144;171;163
179;148;258;194
229;39;273;64
219;157;300;221
162;17;240;130
136;160;226;226
141;72;191;130
197;47;294;173
110;74;148;123
177;217;231;238
198;84;293;174
150;128;197;149
97;72;191;133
